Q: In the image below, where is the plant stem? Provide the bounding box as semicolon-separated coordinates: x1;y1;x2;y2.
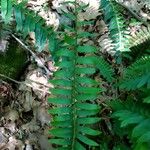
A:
72;0;78;149
0;73;51;94
12;34;51;75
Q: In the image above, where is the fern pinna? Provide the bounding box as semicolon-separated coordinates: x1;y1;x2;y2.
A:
120;55;150;90
48;1;101;149
101;0;130;57
128;26;150;48
111;99;150;150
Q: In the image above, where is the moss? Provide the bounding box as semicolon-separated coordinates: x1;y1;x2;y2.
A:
0;39;28;80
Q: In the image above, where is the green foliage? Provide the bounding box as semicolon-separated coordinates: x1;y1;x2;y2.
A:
101;0;129;53
1;0;56;52
1;0;150;149
120;56;150;90
0;38;28;79
111;99;150;149
96;56;114;82
48;2;102;149
0;2;114;149
101;1;150;149
1;0;12;23
128;26;150;49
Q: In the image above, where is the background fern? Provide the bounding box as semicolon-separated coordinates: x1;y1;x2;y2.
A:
101;0;130;54
120;55;150;90
111;99;150;150
100;1;150;149
1;0;12;23
128;26;150;49
1;0;56;52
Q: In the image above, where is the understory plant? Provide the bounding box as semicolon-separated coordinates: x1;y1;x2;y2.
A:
48;1;110;148
1;0;150;149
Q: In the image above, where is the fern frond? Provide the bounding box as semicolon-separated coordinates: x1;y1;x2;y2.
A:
99;32;115;56
0;0;56;52
13;2;49;52
48;2;101;149
120;56;150;90
111;100;150;148
128;26;150;49
101;0;130;53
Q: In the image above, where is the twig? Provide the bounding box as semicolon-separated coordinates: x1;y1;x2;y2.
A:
11;34;51;75
24;83;51;94
0;73;51;94
0;73;21;84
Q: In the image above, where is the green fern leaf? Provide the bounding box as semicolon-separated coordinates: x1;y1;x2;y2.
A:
48;1;101;149
14;1;57;52
35;23;47;52
113;110;144;127
96;56;114;82
79;126;101;136
77;133;99;146
14;5;25;31
101;0;130;53
143;96;150;103
111;100;150;147
137;132;150;144
120;56;150;90
132;119;150;138
1;0;12;23
128;26;150;48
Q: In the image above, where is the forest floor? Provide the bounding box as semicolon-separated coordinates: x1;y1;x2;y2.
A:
0;47;56;149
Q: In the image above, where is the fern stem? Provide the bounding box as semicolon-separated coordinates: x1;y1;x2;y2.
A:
0;73;51;94
72;0;78;149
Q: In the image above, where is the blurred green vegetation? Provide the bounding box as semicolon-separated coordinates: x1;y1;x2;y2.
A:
0;39;28;80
